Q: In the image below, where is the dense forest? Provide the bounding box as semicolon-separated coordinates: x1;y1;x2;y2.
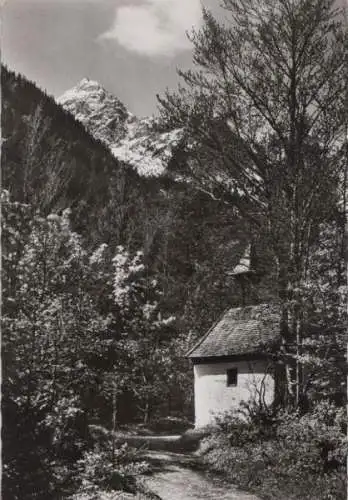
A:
1;0;347;498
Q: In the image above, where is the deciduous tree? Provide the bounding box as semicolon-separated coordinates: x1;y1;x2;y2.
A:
158;0;346;406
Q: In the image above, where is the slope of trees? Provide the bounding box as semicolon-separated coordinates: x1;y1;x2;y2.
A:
1;65;256;334
1;65;158;248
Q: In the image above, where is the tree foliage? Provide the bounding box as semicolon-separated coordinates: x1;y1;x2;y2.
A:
2;198;194;496
158;0;347;406
2;199;112;498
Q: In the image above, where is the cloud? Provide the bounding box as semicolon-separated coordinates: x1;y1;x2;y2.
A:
99;0;203;57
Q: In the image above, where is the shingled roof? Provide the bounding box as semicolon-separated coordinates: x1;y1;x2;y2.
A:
187;304;281;360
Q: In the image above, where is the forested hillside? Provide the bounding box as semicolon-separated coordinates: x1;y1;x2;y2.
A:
2;65;155;248
2;64;263;328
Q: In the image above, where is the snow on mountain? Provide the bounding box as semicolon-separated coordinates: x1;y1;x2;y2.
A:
57;79;182;177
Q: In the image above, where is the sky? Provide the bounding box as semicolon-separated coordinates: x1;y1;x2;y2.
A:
2;0;346;117
2;0;219;116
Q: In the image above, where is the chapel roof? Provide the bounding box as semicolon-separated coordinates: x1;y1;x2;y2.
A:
187;303;281;360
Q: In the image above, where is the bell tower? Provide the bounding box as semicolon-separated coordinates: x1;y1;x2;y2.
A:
228;244;255;306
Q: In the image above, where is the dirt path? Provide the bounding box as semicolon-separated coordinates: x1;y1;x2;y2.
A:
141;451;261;500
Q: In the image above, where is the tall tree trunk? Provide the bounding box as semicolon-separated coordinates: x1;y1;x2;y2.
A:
111;383;117;465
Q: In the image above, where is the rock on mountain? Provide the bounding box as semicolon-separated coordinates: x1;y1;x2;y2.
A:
57;78;182;177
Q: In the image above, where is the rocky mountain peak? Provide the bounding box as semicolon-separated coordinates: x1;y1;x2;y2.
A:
57;79;132;146
57;80;182;177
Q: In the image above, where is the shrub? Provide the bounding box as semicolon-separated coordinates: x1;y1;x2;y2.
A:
275;402;347;474
209;405;277;448
71;429;151;499
199;402;347;500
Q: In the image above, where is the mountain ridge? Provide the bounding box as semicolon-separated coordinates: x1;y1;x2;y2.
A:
57;79;183;177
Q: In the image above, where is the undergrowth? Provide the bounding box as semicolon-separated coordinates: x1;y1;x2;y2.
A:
199;401;347;500
69;427;154;500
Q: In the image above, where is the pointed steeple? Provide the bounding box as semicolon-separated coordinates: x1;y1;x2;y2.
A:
229;244;252;276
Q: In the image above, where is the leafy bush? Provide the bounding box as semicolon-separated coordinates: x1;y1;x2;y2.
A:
200;402;347;500
210;402;277;447
275;402;347;475
72;427;151;499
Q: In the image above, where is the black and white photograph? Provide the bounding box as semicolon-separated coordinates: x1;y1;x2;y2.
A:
1;0;347;498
